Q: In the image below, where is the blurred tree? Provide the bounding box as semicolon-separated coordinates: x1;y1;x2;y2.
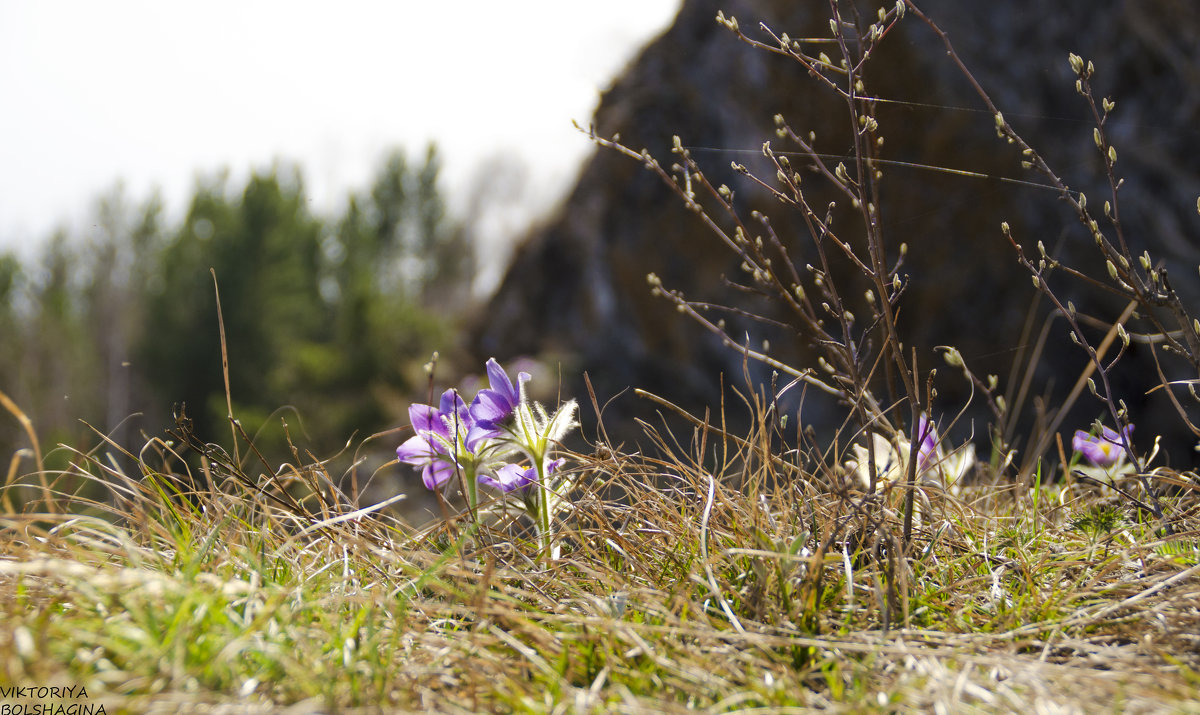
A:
0;146;471;474
320;146;466;441
25;231;91;445
140;166;325;447
413;145;472;308
0;252;21;368
0;252;24;459
137;148;471;456
81;186;163;448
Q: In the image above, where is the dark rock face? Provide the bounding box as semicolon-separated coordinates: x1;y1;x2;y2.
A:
475;0;1200;456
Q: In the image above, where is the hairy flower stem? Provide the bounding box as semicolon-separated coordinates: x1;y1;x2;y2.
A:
534;458;554;563
464;464;479;522
450;462;482;529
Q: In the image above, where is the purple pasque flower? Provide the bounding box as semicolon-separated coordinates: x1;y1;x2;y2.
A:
915;415;937;472
1073;424;1133;468
479;458;564;494
396;388;478;490
467;357;531;449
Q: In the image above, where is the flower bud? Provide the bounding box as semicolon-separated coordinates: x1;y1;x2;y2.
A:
1106;260;1119;280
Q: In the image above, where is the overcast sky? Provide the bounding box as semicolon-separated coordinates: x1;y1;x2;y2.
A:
0;1;681;287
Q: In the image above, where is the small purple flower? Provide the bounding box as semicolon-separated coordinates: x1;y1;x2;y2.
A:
915;415;937;472
479;458;564;494
1073;424;1133;468
467;358;530;449
396;388;477;490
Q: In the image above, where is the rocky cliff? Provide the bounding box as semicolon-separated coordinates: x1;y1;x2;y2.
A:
474;0;1200;454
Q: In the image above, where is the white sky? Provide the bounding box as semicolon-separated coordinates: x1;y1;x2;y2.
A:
0;1;681;289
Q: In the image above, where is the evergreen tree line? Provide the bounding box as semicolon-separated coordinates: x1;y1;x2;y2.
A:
0;145;472;473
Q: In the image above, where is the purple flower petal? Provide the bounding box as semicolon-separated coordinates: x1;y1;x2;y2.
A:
470;389;512;426
465;423;501;452
485;358;516;403
478;463;532;493
1073;424;1132;468
478;458;563;493
422;459;456;490
396;434;438;465
408;403;446;439
439;389;470;425
916;416;937;472
470;358;532;428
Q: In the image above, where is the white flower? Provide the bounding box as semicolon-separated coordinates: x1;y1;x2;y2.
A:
846;418;975;493
847;432;910;490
